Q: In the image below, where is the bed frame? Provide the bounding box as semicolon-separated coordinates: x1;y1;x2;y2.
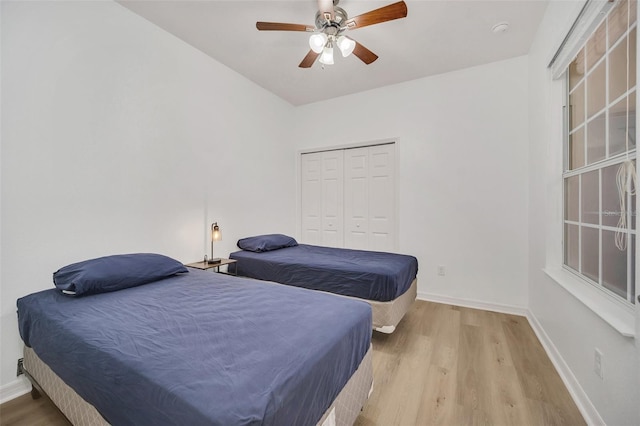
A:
22;345;373;426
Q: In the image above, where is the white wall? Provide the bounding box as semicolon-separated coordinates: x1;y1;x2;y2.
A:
0;0;295;391
292;57;530;311
528;2;639;425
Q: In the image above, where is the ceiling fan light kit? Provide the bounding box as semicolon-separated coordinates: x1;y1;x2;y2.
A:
309;33;328;53
336;35;355;57
256;0;408;68
320;45;335;65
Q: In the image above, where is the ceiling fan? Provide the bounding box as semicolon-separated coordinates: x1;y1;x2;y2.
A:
256;0;408;68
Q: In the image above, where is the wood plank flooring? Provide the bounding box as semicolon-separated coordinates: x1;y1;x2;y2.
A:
0;301;584;426
356;301;585;426
0;391;70;426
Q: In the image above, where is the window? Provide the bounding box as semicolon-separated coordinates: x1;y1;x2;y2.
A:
564;0;637;305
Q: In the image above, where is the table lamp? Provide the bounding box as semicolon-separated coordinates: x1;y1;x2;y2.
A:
208;222;222;264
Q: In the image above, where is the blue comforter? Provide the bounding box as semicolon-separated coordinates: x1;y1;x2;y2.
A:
17;269;372;426
229;244;418;302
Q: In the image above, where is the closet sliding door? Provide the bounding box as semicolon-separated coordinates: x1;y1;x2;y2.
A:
344;144;395;251
344;147;369;249
300;150;344;248
300;152;322;245
320;150;344;247
300;142;396;252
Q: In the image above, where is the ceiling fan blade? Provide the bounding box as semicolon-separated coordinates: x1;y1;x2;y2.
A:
299;50;320;68
351;39;379;64
318;0;335;21
256;22;314;32
344;1;408;30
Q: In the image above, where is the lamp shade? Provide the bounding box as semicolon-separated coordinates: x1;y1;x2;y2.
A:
319;46;334;65
336;36;356;57
309;33;328;54
211;223;221;242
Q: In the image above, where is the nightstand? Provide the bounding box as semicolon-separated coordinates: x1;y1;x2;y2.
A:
185;258;237;276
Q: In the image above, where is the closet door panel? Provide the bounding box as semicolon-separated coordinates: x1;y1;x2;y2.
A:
300;152;322;245
321;151;344;247
344;148;370;249
369;144;395;252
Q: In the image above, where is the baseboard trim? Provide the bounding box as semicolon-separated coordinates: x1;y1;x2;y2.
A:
0;376;31;404
417;291;529;317
526;312;605;426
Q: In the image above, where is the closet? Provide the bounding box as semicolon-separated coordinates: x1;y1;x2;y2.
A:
300;142;396;251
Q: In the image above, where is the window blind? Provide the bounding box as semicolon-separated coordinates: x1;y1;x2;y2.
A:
549;0;616;79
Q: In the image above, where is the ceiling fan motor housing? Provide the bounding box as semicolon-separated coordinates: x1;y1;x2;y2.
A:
315;6;348;35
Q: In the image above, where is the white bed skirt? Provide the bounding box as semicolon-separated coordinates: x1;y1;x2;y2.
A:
321;278;417;334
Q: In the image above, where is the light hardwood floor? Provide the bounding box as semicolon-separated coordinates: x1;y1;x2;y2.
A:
0;391;70;426
357;301;585;426
0;301;584;426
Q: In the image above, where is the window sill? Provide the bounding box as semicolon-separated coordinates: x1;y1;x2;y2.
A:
543;267;635;338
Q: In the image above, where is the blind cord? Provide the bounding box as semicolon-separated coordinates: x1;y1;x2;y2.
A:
615;0;636;251
615;160;637;250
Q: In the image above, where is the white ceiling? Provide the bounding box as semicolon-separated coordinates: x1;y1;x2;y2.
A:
117;0;548;105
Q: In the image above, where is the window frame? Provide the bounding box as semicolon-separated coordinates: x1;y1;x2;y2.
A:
542;0;637;337
561;2;637;307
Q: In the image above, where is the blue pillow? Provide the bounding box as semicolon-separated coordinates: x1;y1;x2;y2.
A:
237;234;298;252
53;253;188;296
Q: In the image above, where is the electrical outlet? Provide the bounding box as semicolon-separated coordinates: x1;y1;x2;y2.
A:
594;348;603;380
16;358;24;377
437;265;446;276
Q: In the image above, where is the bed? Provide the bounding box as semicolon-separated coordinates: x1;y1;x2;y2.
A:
228;235;418;334
17;253;373;426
